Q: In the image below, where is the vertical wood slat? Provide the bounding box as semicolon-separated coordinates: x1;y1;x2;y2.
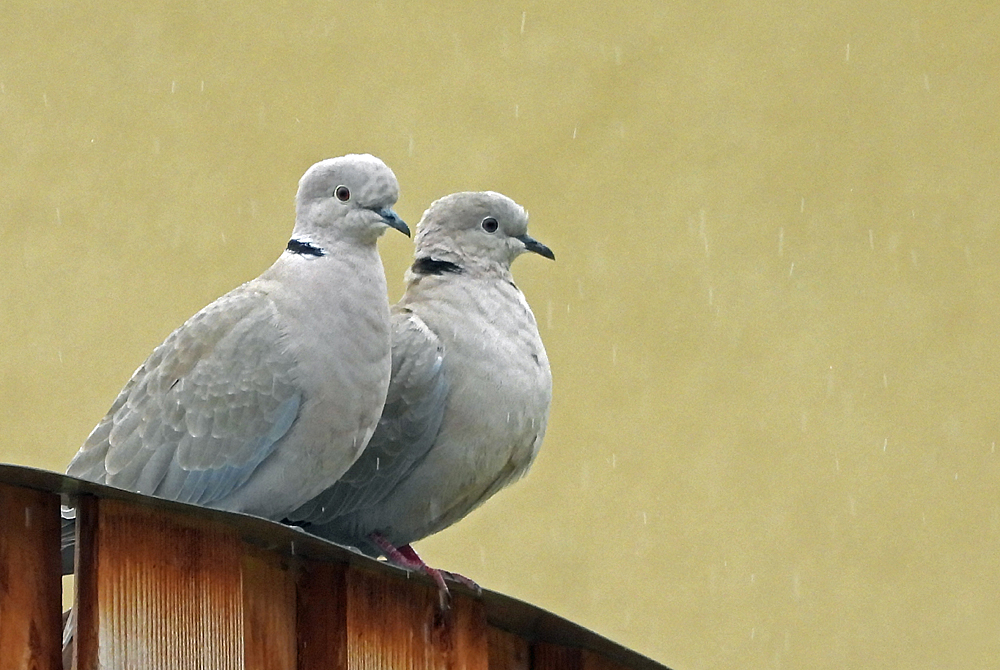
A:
72;495;99;670
346;566;489;669
581;651;633;670
0;483;62;670
534;642;633;670
74;497;248;669
487;626;529;670
534;642;583;670
242;548;297;670
297;560;347;670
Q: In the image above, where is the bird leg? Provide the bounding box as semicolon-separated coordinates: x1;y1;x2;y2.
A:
394;542;482;595
369;533;472;609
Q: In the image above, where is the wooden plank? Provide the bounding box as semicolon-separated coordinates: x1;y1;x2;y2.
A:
71;495;99;670
0;483;62;670
242;548;297;670
346;567;489;670
83;497;246;669
582;650;632;670
296;560;347;670
487;626;529;670
533;641;583;670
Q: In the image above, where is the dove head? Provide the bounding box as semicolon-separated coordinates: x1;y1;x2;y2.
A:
412;191;554;275
293;154;409;248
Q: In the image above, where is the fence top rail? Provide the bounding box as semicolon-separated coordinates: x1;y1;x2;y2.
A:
0;463;666;670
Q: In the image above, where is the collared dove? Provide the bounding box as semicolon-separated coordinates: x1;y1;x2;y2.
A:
64;154;409;519
286;191;553;598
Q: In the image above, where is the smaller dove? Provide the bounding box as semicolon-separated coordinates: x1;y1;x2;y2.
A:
64;154;410;521
287;191;553;600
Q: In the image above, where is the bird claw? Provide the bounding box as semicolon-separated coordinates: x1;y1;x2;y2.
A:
441;570;482;595
370;533;457;610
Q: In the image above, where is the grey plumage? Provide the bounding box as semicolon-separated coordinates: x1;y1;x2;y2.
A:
65;154;409;519
287;191;553;560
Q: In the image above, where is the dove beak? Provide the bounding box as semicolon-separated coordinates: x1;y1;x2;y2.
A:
515;234;555;260
378;208;411;237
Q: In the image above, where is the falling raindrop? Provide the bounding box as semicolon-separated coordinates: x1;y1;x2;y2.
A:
698;210;709;256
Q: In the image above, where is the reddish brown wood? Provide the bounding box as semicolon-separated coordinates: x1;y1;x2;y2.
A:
71;495;99;670
0;467;662;670
83;498;246;669
0;483;62;670
296;560;347;670
242;548;297;670
533;641;583;670
487;626;529;670
346;566;489;669
582;650;632;670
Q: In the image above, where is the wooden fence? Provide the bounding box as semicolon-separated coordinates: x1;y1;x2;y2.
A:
0;464;668;670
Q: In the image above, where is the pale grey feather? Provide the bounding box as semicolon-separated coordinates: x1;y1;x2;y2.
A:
69;292;301;505
285;308;448;533
288;191;553;553
64;154;408;533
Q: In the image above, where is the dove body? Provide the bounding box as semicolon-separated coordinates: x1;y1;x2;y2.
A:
65;154;409;518
376;264;550;543
290;191;553;549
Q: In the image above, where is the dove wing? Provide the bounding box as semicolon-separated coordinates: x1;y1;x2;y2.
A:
67;288;302;507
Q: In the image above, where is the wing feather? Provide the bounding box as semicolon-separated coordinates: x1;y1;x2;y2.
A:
66;289;303;507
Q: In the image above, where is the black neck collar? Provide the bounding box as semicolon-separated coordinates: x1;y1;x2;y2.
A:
412;257;463;276
286;239;326;257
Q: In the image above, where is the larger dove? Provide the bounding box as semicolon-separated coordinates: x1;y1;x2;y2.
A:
287;191;553;592
65;154;410;518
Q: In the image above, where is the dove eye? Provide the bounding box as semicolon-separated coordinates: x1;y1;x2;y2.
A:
335;185;351;202
481;217;499;233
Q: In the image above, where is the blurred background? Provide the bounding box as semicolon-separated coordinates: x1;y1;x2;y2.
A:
3;1;999;667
